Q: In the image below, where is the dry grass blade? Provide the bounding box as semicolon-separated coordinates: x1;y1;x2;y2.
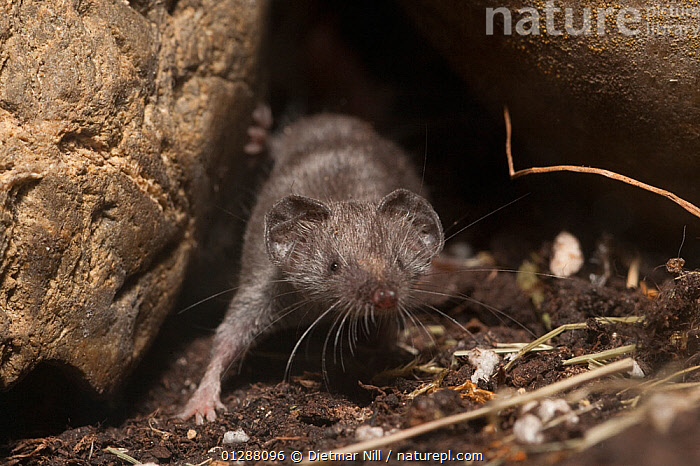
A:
490;343;554;354
619;365;700;400
510;382;700;457
406;370;447;399
103;447;140;464
576;384;700;451
300;358;635;465
504;323;587;371
504;107;700;220
504;317;644;371
563;344;637;366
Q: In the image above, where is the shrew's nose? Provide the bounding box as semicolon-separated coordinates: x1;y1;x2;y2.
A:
371;287;397;309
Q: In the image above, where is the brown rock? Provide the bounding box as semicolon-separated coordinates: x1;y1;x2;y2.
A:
0;0;267;395
400;0;699;214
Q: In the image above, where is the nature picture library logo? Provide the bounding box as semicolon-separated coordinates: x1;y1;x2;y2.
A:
486;1;700;37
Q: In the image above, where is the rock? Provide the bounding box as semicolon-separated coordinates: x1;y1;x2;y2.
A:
399;0;699;224
0;0;267;395
549;231;584;278
355;425;385;441
223;428;250;444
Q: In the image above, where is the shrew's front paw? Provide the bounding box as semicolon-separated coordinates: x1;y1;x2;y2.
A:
179;384;226;425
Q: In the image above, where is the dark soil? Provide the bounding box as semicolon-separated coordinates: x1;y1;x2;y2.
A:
2;249;699;465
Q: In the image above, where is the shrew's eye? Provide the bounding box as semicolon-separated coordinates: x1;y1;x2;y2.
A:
329;261;340;272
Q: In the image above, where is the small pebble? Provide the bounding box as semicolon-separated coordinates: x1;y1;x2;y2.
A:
515;398;579;445
550;231;584;277
355;425;384;441
223;428;250;444
513;413;544;444
536;399;579;426
187;429;197;440
629;359;645;378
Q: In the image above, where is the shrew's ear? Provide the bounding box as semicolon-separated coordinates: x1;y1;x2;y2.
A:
265;195;331;267
377;189;444;258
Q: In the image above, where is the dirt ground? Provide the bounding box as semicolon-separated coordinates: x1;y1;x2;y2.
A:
2;241;699;465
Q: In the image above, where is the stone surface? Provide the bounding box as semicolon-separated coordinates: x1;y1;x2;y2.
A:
0;0;267;395
399;0;699;212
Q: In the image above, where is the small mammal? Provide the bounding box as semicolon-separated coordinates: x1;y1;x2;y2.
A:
180;114;444;424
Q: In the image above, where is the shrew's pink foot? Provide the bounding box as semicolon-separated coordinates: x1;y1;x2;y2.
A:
179;380;226;424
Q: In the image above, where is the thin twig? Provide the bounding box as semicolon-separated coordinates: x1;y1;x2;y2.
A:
503;107;700;220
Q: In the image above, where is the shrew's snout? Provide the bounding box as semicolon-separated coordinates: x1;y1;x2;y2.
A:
370;285;398;310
